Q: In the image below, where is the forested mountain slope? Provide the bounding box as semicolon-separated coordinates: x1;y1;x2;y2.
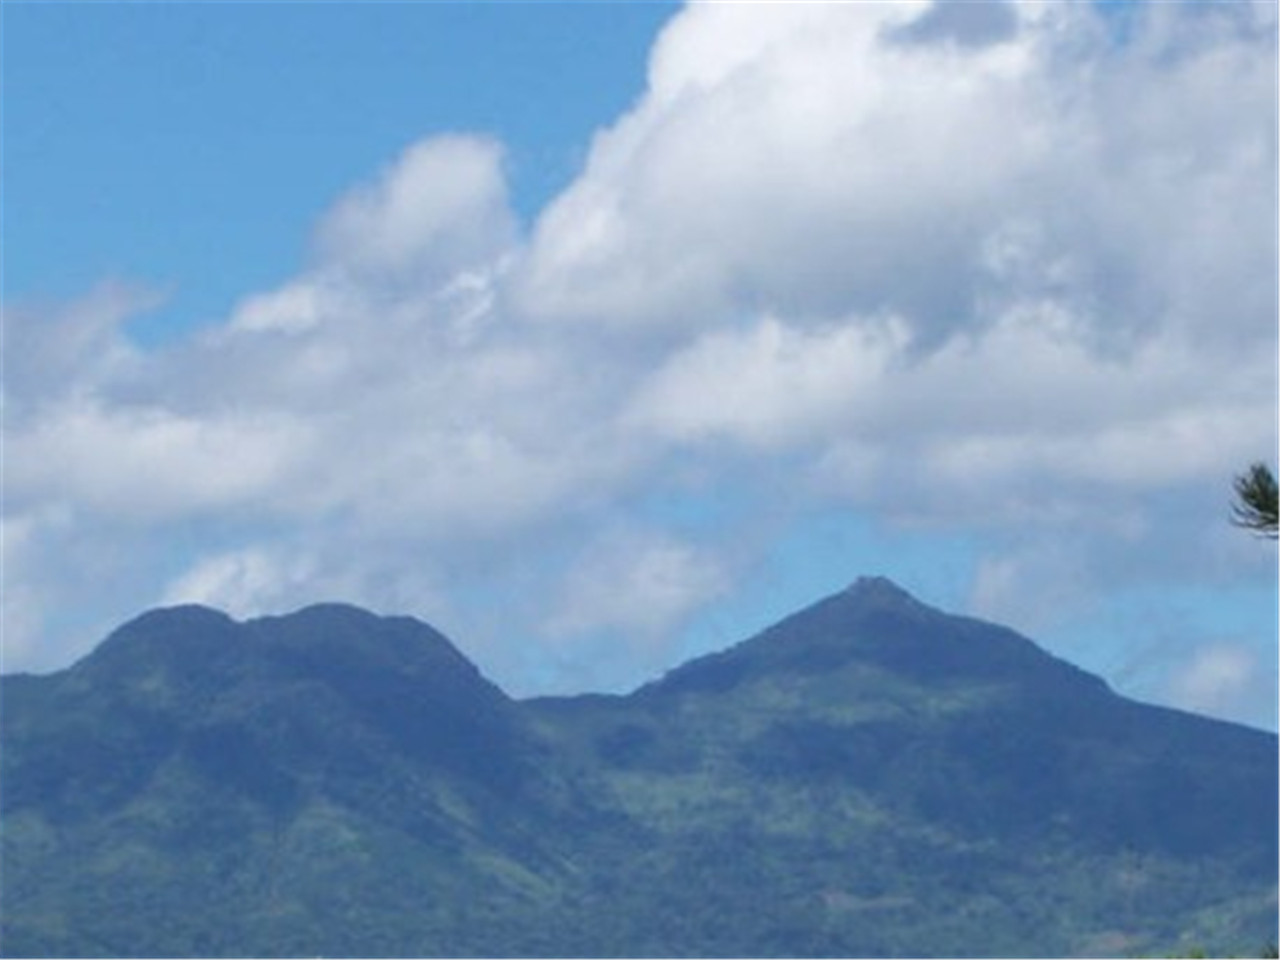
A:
3;578;1275;957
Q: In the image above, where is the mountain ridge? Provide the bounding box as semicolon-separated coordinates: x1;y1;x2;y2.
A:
2;576;1276;957
18;582;1259;734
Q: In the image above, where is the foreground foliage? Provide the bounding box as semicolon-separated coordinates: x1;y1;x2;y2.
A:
1232;462;1279;538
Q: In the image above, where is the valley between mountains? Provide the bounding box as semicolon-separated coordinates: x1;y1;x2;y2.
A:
2;576;1276;957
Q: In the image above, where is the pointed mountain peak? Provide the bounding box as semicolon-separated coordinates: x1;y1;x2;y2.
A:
640;575;1112;701
842;575;920;606
824;576;938;627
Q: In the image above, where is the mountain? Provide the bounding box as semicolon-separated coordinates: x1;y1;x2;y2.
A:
2;578;1276;957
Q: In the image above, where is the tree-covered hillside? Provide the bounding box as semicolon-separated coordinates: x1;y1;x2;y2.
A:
2;579;1276;957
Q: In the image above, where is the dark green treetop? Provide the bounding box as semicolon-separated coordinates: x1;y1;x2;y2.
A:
1231;462;1278;538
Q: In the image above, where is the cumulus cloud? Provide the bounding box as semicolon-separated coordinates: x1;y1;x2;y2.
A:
545;528;731;641
2;281;153;414
3;1;1275;715
1166;642;1274;726
517;0;1056;331
533;526;734;693
627;314;909;449
7;399;311;520
314;135;517;284
516;0;1275;380
162;546;322;618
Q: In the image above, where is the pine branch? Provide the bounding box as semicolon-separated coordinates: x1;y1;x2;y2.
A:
1231;462;1278;538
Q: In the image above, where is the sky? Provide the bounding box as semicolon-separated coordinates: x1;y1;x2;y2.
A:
2;0;1277;730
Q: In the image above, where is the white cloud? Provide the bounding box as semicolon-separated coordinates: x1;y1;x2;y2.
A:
627;314;908;448
969;547;1106;641
162;546;320;618
3;1;1275;722
5;398;313;520
157;539;464;640
516;0;1056;331
1167;642;1264;720
314;135;517;283
0;511;57;669
2;281;153;414
544;527;732;650
508;0;1275;553
229;281;328;336
518;0;1274;422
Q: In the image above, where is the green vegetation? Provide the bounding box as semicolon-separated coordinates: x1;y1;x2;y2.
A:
1232;462;1279;538
2;587;1276;957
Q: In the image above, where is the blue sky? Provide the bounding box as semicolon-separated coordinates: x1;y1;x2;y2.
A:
3;0;1277;730
5;2;677;333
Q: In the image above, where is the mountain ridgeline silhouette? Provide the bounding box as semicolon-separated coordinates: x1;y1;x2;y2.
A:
2;577;1276;958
